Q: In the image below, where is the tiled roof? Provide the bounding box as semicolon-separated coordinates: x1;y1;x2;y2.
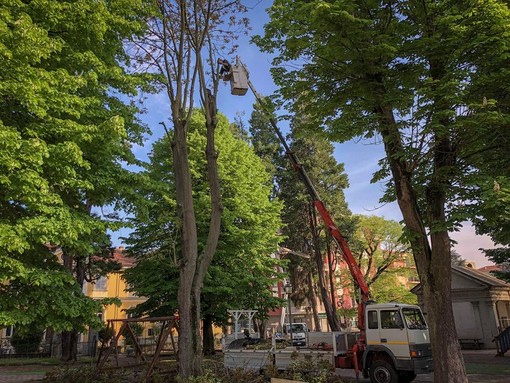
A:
478;265;503;273
113;247;136;268
452;265;510;288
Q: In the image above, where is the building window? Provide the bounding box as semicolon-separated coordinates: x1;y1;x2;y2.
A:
94;277;108;291
5;326;13;337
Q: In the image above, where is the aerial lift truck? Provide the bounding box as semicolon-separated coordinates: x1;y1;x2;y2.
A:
223;57;433;383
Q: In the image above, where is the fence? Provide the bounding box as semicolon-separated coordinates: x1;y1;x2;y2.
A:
494;325;510;356
0;335;178;359
0;339;98;359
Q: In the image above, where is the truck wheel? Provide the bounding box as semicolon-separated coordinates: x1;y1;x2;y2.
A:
369;359;398;383
398;371;417;383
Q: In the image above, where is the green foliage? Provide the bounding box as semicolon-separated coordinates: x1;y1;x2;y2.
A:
124;110;284;326
338;215;419;305
10;323;44;353
98;325;115;345
474;178;510;279
0;252;104;330
0;0;151;332
278;130;354;306
255;0;510;236
176;358;343;383
370;273;417;305
483;248;510;282
248;100;286;199
121;322;144;346
352;215;413;286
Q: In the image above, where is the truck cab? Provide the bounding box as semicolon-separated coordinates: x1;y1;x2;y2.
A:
363;303;433;383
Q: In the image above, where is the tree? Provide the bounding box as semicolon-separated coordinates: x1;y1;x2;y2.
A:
0;0;149;360
248;100;286;199
481;191;510;282
335;215;418;322
370;273;417;305
248;100;356;331
10;323;44;354
130;1;248;376
123;110;283;355
451;250;467;267
255;1;510;381
278;132;353;332
353;215;412;287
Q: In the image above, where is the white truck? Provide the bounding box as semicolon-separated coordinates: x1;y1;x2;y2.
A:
283;322;308;346
224;302;432;382
339;302;432;383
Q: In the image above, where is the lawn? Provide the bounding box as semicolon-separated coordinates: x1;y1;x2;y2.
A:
466;362;510;375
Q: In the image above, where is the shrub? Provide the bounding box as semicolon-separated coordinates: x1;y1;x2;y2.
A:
43;366;138;383
98;325;115;347
10;324;43;353
122;323;144;346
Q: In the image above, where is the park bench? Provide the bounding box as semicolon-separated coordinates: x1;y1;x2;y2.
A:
459;338;483;349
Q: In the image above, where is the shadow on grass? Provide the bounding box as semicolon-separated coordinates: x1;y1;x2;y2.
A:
0;356;96;366
466;363;510;375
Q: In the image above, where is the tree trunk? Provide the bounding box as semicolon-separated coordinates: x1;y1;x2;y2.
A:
60;251;81;362
202;314;215;356
174;79;222;376
326;242;337;310
173;117;201;377
307;272;321;331
377;104;468;383
60;330;78;362
309;204;340;331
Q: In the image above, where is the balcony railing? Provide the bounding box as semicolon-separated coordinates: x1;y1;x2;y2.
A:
494;325;510;356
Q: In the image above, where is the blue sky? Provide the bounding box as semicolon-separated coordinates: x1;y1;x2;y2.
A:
118;0;495;267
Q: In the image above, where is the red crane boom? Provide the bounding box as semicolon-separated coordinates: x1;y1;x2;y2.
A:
233;58;371;335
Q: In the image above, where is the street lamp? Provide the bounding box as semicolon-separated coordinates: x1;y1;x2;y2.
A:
284;282;293;346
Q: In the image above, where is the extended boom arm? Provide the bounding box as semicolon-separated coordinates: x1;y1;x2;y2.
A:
235;59;371;331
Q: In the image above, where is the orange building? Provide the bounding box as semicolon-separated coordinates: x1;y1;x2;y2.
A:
82;247;147;340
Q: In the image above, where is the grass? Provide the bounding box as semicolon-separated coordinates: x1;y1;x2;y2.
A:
0;370;49;375
466;363;510;375
0;356;95;366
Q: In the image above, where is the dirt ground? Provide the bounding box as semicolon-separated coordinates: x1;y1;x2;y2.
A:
0;349;508;383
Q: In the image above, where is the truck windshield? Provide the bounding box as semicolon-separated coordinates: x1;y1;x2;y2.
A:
402;308;428;329
287;324;306;333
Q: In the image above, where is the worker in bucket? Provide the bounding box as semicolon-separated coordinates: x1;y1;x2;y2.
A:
218;58;232;80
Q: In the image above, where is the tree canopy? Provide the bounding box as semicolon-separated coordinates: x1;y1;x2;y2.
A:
352;215;417;304
255;1;510;381
123;109;284;345
0;0;149;333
